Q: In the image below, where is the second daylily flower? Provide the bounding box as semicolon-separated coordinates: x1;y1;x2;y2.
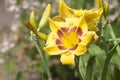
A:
59;0;103;31
44;16;98;65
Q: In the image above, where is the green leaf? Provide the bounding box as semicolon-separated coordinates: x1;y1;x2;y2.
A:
88;44;105;56
114;67;120;80
101;42;120;80
16;71;25;80
79;57;86;80
86;56;95;80
112;53;120;70
6;60;16;73
107;24;120;56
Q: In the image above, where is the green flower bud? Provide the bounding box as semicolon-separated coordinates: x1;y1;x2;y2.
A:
38;4;51;31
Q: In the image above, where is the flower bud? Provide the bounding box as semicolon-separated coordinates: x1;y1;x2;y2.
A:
37;32;47;40
104;4;109;18
30;11;37;29
96;0;104;9
38;4;51;31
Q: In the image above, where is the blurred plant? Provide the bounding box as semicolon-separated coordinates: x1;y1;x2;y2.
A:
23;0;120;80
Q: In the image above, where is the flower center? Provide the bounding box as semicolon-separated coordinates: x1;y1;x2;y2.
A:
56;26;82;50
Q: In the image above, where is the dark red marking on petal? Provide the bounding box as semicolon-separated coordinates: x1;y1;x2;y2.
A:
61;27;68;33
78;38;81;43
70;26;77;32
57;30;63;38
56;39;61;45
70;44;78;51
77;28;82;36
58;46;66;50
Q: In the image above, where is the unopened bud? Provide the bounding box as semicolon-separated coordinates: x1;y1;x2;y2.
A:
30;11;37;29
104;4;109;18
96;0;104;9
37;32;47;40
38;4;51;31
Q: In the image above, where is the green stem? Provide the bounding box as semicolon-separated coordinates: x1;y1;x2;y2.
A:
101;42;120;80
35;41;53;80
106;38;120;42
107;24;120;56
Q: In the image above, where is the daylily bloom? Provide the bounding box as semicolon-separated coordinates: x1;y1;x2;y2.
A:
58;0;103;31
44;16;98;65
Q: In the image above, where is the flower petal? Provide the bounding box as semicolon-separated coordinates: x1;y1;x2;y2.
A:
44;32;67;55
48;18;60;32
81;31;98;46
88;24;98;31
45;32;58;46
59;0;74;18
70;43;87;56
60;52;75;64
84;8;103;24
65;17;81;27
53;16;65;22
44;45;67;55
79;16;88;33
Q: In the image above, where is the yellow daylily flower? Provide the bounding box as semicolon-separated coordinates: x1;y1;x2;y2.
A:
59;0;103;31
44;16;98;65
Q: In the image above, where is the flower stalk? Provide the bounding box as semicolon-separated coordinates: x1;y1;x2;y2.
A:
34;40;53;80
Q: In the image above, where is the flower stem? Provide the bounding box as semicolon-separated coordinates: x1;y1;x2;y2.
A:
35;41;53;80
101;41;120;80
107;24;120;55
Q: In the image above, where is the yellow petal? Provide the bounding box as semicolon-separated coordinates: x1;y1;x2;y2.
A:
84;8;103;24
44;32;67;55
60;52;75;65
44;45;67;55
79;16;88;33
74;9;84;17
53;16;65;22
65;17;81;27
48;18;60;32
70;43;87;56
59;0;74;18
81;31;98;46
45;32;58;46
88;24;98;31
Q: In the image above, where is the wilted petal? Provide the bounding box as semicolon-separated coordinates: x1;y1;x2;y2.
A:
60;52;75;64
